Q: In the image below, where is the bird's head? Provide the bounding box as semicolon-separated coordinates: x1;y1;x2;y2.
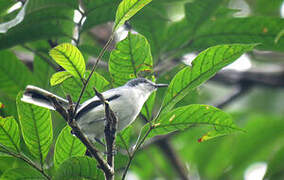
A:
125;78;168;94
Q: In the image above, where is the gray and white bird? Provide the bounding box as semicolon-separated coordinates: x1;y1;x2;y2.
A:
21;78;167;142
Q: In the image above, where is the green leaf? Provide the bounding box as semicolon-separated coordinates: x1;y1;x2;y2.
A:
50;71;72;86
264;145;284;179
0;0;29;33
54;156;98;180
34;55;55;88
275;29;284;44
0;167;46;180
136;104;241;145
82;0;120;31
0;50;34;98
0;1;14;17
0;117;20;152
62;71;109;103
141;91;156;120
16;92;53;165
189;17;284;52
161;43;256;113
114;0;152;31
54;126;86;169
0;102;3;109
0;0;76;50
109;33;153;86
163;0;225;52
116;126;132;150
131;1;169;58
49;43;86;80
185;0;225;34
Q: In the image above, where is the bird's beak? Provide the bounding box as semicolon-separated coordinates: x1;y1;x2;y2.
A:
155;83;168;88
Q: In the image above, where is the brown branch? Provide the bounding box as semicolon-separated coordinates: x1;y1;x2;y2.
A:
93;88;117;180
212;69;284;88
49;96;113;178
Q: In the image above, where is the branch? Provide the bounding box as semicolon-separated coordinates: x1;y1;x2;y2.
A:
93;88;118;180
211;69;284;88
48;96;113;178
214;84;251;109
156;139;189;180
121;126;153;180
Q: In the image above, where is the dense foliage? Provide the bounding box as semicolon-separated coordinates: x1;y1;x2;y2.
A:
0;0;283;179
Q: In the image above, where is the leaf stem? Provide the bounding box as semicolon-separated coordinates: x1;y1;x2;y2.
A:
121;126;153;180
0;144;51;180
74;34;114;113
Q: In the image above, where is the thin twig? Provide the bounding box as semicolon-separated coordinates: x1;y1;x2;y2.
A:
215;84;251;109
0;144;51;180
74;34;114;113
121;126;153;180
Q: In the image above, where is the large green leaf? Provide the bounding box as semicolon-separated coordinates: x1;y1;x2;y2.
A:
131;1;169;58
49;43;86;80
116;126;132;150
82;0;120;31
0;0;14;17
0;0;29;33
50;71;72;86
109;33;153;86
0;0;76;50
0;51;35;98
136;104;241;146
189;17;284;52
62;71;109;103
0;117;20;152
54;156;98;180
54;126;86;169
16;92;53;165
33;55;55;88
163;0;225;52
114;0;152;31
264;145;284;179
0;167;46;180
161;44;256;113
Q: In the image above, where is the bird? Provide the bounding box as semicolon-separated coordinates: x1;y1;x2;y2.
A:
21;78;168;143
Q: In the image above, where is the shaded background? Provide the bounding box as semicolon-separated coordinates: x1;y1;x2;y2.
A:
0;0;284;179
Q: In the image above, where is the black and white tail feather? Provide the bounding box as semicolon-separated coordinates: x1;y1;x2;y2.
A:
21;85;69;110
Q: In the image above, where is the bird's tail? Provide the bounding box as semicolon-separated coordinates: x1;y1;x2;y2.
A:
21;85;69;110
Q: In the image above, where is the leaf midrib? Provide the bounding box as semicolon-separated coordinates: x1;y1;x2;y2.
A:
0;119;19;152
115;0;142;29
156;121;240;131
30;106;43;167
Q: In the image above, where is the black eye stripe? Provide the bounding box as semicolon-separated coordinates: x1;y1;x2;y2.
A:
75;94;121;120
